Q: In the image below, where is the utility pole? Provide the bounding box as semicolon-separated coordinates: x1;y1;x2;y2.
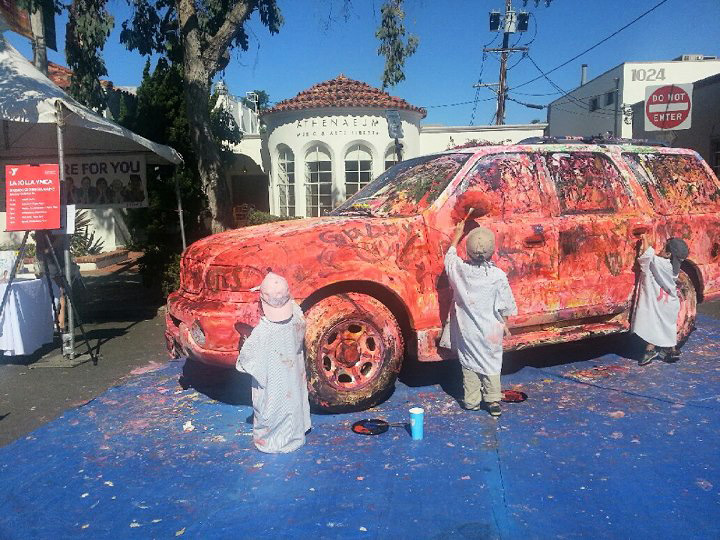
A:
496;0;512;125
479;1;551;125
30;7;47;74
481;1;528;125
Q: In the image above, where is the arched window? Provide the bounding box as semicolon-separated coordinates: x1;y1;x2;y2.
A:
305;144;332;216
277;145;295;217
384;147;399;170
344;144;373;198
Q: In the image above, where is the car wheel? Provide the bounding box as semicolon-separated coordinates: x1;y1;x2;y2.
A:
304;292;404;412
676;270;697;344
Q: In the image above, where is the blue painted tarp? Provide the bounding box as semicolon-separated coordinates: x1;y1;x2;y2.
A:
1;317;719;539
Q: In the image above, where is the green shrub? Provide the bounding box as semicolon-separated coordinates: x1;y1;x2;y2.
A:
246;209;297;226
0;243;36;259
161;253;181;297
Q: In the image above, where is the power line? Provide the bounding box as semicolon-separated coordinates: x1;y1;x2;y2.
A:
510;0;672;91
525;54;617;117
425;97;496;109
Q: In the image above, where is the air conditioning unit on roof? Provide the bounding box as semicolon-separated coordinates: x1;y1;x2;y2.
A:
676;54;707;61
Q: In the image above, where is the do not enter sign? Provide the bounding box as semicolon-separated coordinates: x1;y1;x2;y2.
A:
644;83;693;131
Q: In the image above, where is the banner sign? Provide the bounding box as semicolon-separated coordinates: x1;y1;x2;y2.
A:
5;163;61;231
64;154;148;208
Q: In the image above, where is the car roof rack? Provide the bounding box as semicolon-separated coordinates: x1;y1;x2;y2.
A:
518;135;669;147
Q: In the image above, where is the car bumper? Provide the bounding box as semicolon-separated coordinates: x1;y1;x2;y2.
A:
165;292;259;368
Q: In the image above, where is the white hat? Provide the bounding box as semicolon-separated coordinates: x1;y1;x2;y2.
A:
466;227;495;261
251;272;293;322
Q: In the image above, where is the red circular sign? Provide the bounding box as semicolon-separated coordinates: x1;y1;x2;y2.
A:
645;86;691;129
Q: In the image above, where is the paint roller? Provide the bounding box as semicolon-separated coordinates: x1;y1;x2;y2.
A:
453;188;495;222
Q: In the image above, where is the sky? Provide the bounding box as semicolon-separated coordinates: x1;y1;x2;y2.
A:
6;0;720;126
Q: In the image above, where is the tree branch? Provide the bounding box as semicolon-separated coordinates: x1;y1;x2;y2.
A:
205;1;251;71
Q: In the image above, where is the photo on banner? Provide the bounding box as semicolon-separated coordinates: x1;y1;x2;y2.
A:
63;155;148;209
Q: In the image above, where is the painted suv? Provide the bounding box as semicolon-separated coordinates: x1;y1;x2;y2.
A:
166;140;720;411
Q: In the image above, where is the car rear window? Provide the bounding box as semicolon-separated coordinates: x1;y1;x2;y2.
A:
333;153;471;217
622;153;720;215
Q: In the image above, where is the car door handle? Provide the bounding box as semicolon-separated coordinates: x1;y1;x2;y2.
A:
523;233;545;247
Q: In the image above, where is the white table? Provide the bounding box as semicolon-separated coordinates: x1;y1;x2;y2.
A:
0;278;54;356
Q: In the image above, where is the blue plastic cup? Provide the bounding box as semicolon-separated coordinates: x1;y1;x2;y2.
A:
409;407;424;440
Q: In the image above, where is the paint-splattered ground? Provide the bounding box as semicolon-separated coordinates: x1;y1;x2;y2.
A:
1;317;719;539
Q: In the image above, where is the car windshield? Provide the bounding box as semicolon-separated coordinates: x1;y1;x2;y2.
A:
332;153;471;217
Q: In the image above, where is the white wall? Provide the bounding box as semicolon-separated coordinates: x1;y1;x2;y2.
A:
548;59;720;138
418;124;547;154
230;135;263;166
548;65;624;138
263;107;423;216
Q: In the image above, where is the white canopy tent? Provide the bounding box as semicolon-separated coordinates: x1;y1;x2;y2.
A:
0;33;184;359
0;37;182;164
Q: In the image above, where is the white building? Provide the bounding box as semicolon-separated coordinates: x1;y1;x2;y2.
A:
228;75;546;218
547;55;720;139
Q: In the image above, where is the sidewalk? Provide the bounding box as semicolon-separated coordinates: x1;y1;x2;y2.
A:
0;252;167;446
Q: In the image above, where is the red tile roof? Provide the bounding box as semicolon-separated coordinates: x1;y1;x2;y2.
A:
47;62;115;91
48;62;72;90
263;74;426;118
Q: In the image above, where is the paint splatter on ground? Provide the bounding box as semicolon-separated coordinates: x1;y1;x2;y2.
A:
1;317;720;538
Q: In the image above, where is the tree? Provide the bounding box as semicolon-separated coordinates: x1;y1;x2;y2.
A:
66;1;282;232
65;0;113;111
121;0;282;232
375;0;418;90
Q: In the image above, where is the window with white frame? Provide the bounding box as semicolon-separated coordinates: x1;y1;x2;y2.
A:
305;144;332;216
344;145;373;198
277;145;295;217
384;147;399;170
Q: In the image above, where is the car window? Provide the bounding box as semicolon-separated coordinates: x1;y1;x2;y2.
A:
622;153;720;215
332;153;470;217
542;152;631;215
456;153;545;217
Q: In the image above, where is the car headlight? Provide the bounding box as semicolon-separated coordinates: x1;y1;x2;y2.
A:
190;320;206;346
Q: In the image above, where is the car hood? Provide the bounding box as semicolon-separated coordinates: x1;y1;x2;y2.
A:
182;215;423;294
184;216;365;264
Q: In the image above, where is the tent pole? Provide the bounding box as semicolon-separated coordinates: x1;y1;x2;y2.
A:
56;101;75;359
174;173;186;251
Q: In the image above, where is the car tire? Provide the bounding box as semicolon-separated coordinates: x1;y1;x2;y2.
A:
676;270;697;345
304;292;404;413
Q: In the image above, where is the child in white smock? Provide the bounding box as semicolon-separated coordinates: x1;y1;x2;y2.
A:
445;218;517;417
236;272;311;453
632;236;689;366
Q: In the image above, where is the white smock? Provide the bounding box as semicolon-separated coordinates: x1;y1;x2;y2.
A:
444;246;517;375
236;302;311;453
632;247;680;347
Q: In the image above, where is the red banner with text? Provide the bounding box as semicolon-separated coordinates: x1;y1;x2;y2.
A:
5;164;61;231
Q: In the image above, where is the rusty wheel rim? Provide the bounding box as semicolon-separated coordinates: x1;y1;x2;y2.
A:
317;318;384;391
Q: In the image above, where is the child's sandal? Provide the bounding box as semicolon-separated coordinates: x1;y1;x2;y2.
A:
639;349;660;366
